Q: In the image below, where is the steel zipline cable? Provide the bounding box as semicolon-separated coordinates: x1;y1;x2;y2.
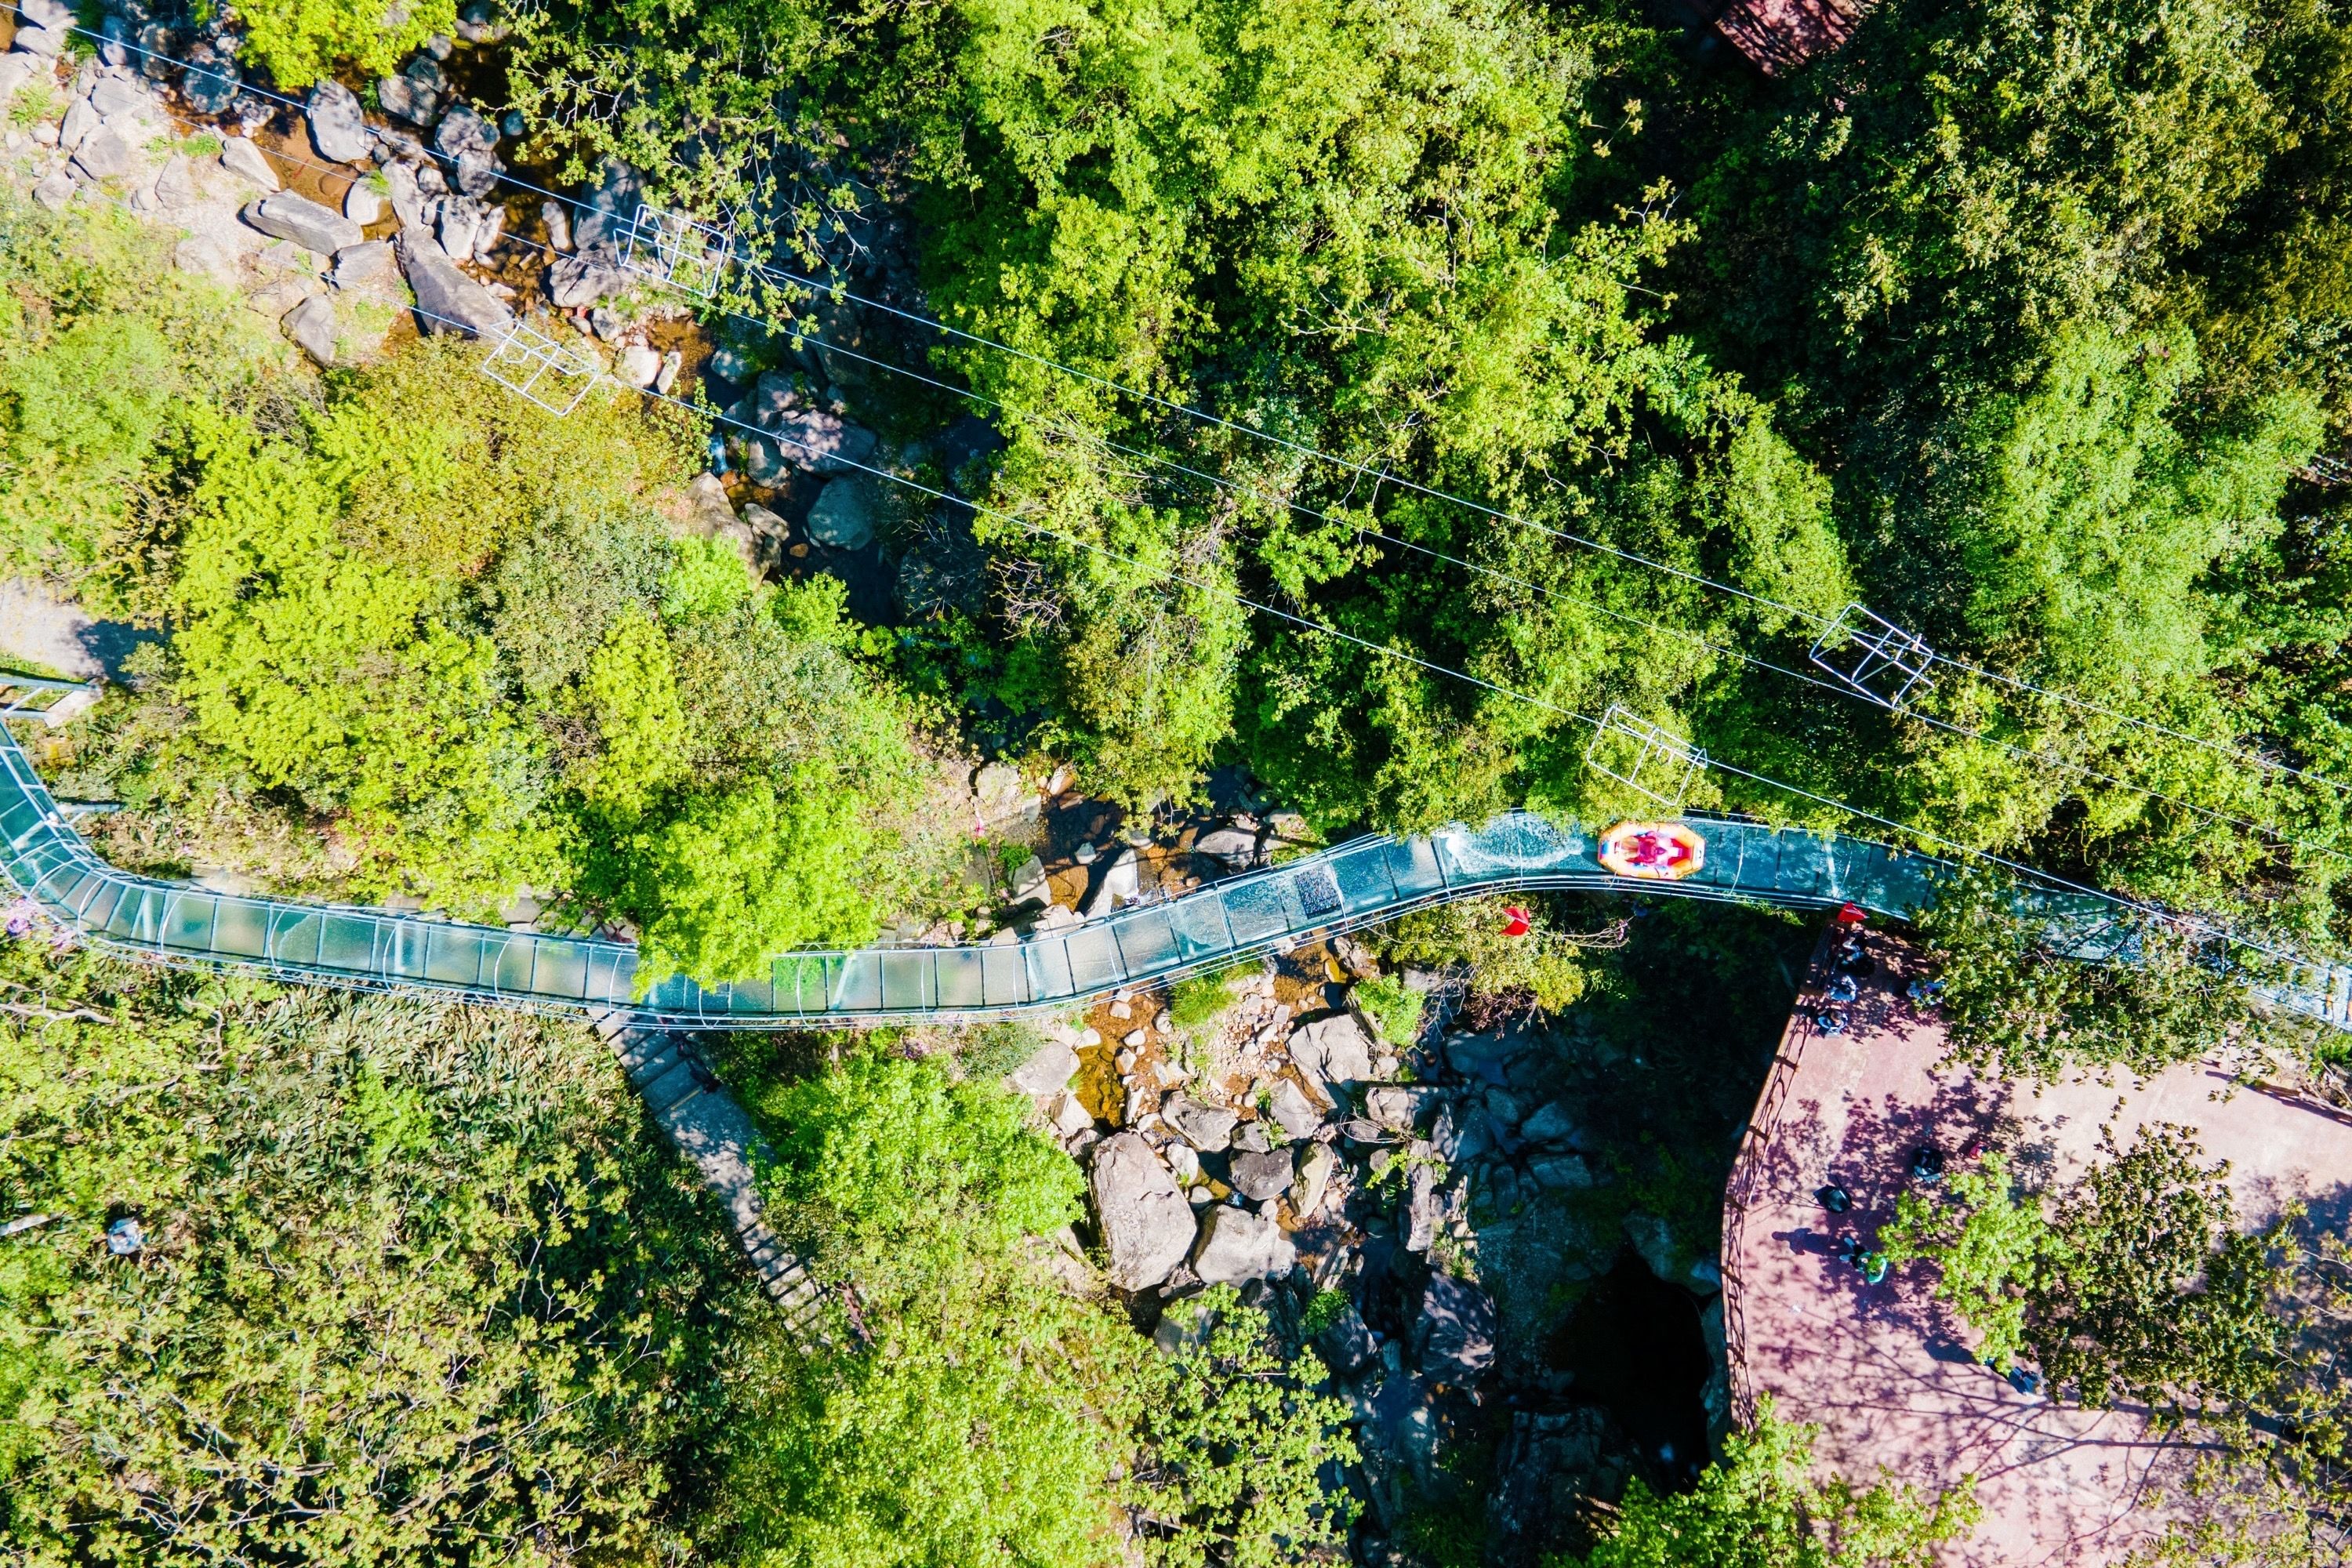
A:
57;25;2352;972
79;17;2352;800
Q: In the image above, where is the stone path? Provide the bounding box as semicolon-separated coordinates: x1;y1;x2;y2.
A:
588;1011;831;1345
1722;933;2352;1566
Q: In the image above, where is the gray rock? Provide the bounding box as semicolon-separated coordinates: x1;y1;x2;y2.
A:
1312;1297;1379;1376
1232;1118;1273;1155
306;79;369;163
437;195;487;263
382;161;432;228
281;292;338;365
1266;1077;1325;1142
546;241;626;308
96;9;125;64
456;1;512;44
376;71;437;126
1519;1101;1585;1148
452;143;502;198
618;343;661;389
1080;845;1138;919
1365;1085;1441;1133
741;434;790;488
59;95;94;151
402;53;449;96
332;240;401;293
245;191;364;256
1161;1094;1237;1153
343;178;383;226
397;233;512;337
177;53;237;114
1529;1154;1592;1190
770;404;878;473
173;235;235;282
1290;1013;1376;1087
571;158;643;249
152;152;199;210
539;198;573;252
655;348;682;395
804;474;879;549
256;238;324;277
423;30;455;58
69;124;135;181
12;23;65;55
1414;1273;1497;1380
1446;1030;1524;1086
1229;1147;1294;1203
1403;1160;1441;1252
706;345;753;385
0;54;35;110
1189;1203;1295;1287
1294;1141;1338;1217
434;100;497;158
30;169;71;210
16;0;71;31
1089;1132;1192;1291
1007;1039;1079;1097
1191;824;1258;869
89;76;147;121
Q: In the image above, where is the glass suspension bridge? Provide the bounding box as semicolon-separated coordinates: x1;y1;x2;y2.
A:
1;690;2344;1033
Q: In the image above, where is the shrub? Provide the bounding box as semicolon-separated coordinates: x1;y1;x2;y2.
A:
1167;964;1247;1030
1353;971;1425;1044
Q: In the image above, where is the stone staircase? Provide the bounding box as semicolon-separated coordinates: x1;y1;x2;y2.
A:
589;1011;831;1344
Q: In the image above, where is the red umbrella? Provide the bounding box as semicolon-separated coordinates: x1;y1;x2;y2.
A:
1500;906;1532;938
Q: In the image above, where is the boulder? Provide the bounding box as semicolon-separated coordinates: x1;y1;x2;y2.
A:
244;191;365;256
1403;1160;1441;1252
217;135;278;191
1265;1077;1324;1142
178;53;238;114
1413;1272;1497;1379
1189;1203;1295;1287
1290;1013;1376;1087
1228;1147;1294;1203
546;241;626;308
12;22;64;55
655;349;682;394
540;198;572;252
741;434;790;487
16;0;71;31
617;343;661;389
452;144;502;198
89;75;148;121
1079;845;1138;919
59;95;94;151
1518;1101;1585;1148
281;292;339;365
0;54;37;111
804;474;879;549
1232;1117;1273;1154
1088;1132;1193;1291
149;153;198;209
1365;1085;1441;1133
1312;1297;1379;1376
434;100;498;159
397;233;513;338
456;0;512;44
1049;1089;1094;1141
306;79;370;162
437;195;488;263
1007;1038;1079;1097
382;161;432;229
30;169;71;210
69;124;136;182
376;71;437;126
1294;1140;1338;1218
172;235;234;282
1191;824;1258;869
1529;1154;1593;1191
332;240;399;290
1161;1094;1236;1152
343;178;383;226
571;158;644;249
771;404;878;473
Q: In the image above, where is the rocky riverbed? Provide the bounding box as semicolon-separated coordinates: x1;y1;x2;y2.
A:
994;895;1791;1565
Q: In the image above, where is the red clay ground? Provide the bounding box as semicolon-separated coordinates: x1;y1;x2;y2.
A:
1722;932;2352;1566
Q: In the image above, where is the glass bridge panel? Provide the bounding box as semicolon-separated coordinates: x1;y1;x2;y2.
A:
833;952;884;1012
1111;908;1180;974
111;885;162;942
1292;865;1344;924
1329;842;1399;913
1385;838;1447;899
79;878;124;931
1025;936;1076;1001
880;949;935;1011
1064;924;1126;993
425;926;486;986
492;937;540;994
1170;892;1235;960
585;948;635;1005
162;891;217;949
980;944;1028;1007
1221;878;1292;944
724;976;779;1016
210;898;270;958
531;941;589;1000
772;954;826;1014
936;949;986;1009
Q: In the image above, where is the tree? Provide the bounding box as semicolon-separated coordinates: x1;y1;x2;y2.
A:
219;0;459;88
1563;1400;1976;1568
1877;1152;2053;1370
0;942;750;1566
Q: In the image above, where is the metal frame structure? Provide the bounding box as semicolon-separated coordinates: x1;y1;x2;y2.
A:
1584;705;1708;810
1809;603;1936;710
479;321;602;416
620;204;736;299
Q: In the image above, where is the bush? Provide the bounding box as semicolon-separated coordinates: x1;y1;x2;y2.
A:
220;0;458;87
1379;895;1596;1014
1353;971;1425;1044
1167;965;1248;1031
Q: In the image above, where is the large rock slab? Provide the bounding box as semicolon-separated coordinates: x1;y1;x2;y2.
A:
218;136;279;191
1189;1203;1296;1287
1294;1141;1338;1218
281;293;339;366
1228;1147;1295;1203
1518;1101;1586;1148
396;233;512;338
1162;1094;1237;1152
306;80;370;162
243;191;364;256
546;241;626;308
69;125;136;182
1414;1272;1498;1380
1088;1132;1192;1291
1290;1013;1375;1087
1265;1077;1325;1141
804;474;879;549
1007;1038;1079;1097
1366;1084;1442;1133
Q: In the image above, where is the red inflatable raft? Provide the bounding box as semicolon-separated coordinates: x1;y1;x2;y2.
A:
1598;820;1707;882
